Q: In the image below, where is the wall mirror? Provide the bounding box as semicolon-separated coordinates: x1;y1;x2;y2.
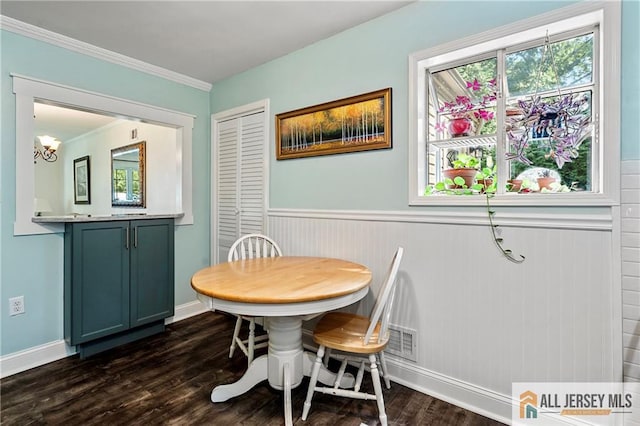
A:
111;141;146;207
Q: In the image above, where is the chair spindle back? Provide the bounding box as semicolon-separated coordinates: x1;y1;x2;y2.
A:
228;234;283;262
363;247;404;345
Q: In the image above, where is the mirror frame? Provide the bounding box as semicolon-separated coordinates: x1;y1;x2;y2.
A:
111;141;146;207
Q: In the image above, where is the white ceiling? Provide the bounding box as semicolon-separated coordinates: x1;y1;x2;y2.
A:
1;0;412;85
4;1;412;142
33;102;119;144
12;1;416;233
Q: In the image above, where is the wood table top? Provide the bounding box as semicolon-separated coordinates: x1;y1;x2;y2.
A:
191;256;372;304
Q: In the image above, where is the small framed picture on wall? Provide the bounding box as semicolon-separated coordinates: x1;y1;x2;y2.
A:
73;155;91;204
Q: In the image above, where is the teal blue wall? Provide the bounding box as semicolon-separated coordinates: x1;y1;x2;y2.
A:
0;31;211;355
1;0;637;358
211;0;639;211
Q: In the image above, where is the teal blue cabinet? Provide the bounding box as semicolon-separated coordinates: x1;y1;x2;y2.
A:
64;218;174;357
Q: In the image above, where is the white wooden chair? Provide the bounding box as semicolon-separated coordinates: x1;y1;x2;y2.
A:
301;247;404;426
227;233;283;365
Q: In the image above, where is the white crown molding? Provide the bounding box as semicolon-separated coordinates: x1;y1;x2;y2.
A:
268;207;613;231
0;15;212;92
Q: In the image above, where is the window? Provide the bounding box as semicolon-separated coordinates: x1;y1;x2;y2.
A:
113;168;141;202
409;2;620;206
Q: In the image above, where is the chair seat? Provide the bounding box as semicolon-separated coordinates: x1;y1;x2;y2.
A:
302;247;403;426
313;311;387;354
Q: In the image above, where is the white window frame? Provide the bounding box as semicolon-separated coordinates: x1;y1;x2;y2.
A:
408;1;620;207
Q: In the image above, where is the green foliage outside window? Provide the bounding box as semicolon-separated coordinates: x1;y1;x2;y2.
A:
114;169;127;193
506;34;593;97
132;170;140;197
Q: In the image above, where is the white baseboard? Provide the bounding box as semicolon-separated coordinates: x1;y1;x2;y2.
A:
165;299;209;324
0;339;75;379
385;356;512;425
0;300;209;379
302;326;512;424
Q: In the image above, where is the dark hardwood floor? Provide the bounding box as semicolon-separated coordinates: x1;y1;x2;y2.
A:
1;312;505;425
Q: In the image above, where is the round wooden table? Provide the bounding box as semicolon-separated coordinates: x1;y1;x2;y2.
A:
191;256;372;426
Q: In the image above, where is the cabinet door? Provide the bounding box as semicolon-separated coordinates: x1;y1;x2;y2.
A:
68;221;130;344
129;218;175;327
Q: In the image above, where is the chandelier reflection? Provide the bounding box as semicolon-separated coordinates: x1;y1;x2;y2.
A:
34;135;61;163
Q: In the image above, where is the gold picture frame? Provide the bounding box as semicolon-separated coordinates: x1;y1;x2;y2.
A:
276;88;391;160
111;141;146;208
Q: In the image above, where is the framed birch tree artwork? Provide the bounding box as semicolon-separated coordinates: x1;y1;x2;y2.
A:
276;88;391;160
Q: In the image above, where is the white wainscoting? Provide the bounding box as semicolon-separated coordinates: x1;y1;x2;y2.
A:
268;208;619;422
622;160;640;382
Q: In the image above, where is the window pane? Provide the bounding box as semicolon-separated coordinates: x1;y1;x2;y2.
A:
429;58;497;139
507;90;593;192
114;169;127;201
506;33;593;97
427;58;497;190
132;170;140;195
114;169;126;192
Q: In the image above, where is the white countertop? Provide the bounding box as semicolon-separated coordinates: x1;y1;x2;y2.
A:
32;213;184;223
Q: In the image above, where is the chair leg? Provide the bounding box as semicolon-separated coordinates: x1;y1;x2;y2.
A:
369;354;387;426
379;351;391;389
333;359;348;388
354;359;365;392
323;348;332;367
229;315;243;358
302;345;325;421
247;318;256;365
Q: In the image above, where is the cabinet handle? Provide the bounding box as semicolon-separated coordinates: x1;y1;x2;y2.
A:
134;227;138;248
125;227;130;250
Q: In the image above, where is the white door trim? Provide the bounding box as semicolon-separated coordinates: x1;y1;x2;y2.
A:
211;99;270;265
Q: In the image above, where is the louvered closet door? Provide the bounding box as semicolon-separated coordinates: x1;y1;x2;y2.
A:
216;111;265;263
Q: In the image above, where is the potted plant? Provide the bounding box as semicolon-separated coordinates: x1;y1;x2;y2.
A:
506;179;523;192
442;153;479;189
476;165;496;193
505;94;592;168
536;169;556;190
434;78;497;138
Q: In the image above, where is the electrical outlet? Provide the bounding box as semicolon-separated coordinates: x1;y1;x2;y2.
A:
9;296;25;316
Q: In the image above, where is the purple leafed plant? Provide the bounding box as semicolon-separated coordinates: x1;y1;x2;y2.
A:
505;93;592;168
436;78;497;132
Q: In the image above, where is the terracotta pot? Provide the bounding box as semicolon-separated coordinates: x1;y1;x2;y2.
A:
448;117;472;137
537;177;556;190
477;178;493;193
507;179;522;192
443;168;476;189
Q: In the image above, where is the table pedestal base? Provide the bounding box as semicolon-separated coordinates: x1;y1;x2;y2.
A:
210;316;354;425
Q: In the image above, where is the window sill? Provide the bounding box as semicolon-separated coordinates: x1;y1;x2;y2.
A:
409;192;619;208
